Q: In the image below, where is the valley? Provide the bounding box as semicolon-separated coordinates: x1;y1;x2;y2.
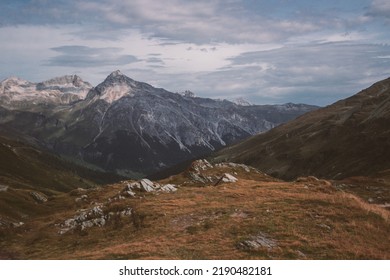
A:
0;74;389;260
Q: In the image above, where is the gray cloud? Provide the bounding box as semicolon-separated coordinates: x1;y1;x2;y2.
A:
214;42;390;104
146;57;165;64
1;1;390;107
1;0;369;44
366;0;390;23
119;42;388;106
46;45;140;68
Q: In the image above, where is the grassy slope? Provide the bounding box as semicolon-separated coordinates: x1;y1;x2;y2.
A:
212;78;390;180
1;164;389;260
0;135;124;220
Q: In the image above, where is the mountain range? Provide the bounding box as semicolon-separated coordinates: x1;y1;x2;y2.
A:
1;73;389;260
0;70;317;177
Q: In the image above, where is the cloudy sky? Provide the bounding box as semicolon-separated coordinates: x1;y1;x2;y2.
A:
1;0;390;105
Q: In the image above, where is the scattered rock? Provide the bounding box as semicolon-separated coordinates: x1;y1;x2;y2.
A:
317;223;331;231
58;204;134;234
222;173;238;183
296;250;307;258
215;162;252;172
238;233;277;251
59;205;107;234
124;190;136;197
11;222;24;228
189;172;206;183
190;159;213;172
120;179;179;198
160;184;177;193
30;191;48;203
118;207;133;217
0;185;9;192
127;182;141;191
140;179;155;192
214;173;238;186
75;194;88;203
230;210;248;218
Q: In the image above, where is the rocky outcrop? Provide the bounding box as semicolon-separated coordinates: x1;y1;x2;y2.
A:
58;205;133;234
58;177;179;234
186;159;255;185
122;179;178;196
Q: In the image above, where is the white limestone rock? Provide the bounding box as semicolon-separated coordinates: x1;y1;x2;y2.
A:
222;173;238;183
160;184;178;193
140;179;155;192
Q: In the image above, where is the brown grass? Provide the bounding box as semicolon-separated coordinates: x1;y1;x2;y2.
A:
1;167;390;260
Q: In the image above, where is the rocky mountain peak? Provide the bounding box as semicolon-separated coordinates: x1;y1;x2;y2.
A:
90;71;155;103
109;70;124;77
181;90;196;98
1;76;31;88
231;97;252;106
39;75;92;89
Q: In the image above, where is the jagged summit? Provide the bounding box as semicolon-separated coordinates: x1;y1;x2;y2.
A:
88;71;155;103
231;97;252;106
39;75;90;88
103;70;136;85
109;70;124;77
181;90;196;98
37;75;92;97
0;76;32;87
0;74;92;107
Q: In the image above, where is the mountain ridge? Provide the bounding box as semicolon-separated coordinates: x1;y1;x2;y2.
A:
212;77;390;180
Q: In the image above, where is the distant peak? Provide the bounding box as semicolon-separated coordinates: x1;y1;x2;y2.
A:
1;76;30;85
231;97;252;106
39;75;91;88
104;70;136;84
181;90;196;98
109;70;124;77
